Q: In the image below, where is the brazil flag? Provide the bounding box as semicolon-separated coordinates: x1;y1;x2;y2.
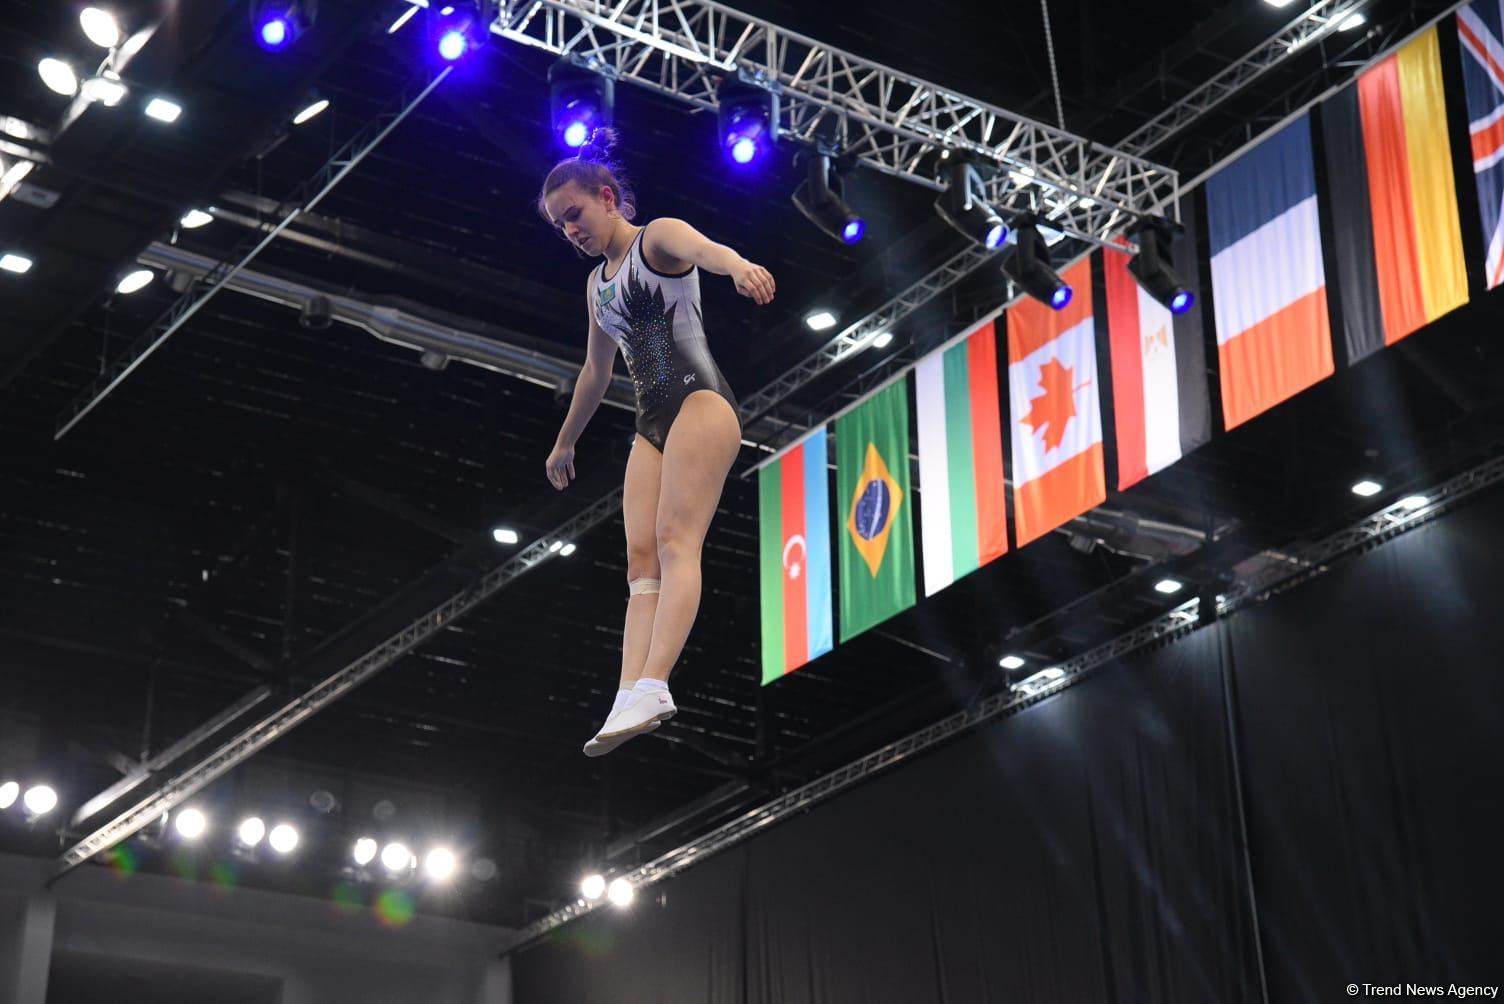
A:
836;380;916;642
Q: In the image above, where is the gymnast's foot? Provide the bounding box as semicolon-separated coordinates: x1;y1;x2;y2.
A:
582;716;659;757
596;679;676;742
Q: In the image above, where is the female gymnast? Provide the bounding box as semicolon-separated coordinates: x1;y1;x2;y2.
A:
538;128;776;757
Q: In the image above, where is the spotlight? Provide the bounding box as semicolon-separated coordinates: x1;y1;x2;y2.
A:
268;823;299;854
353;837;378;866
934;158;1007;250
22;785;58;816
424;847;458;881
431;2;485;62
38;58;81;97
1;253;34;275
792;153;865;245
252;1;315;51
803;309;837;331
559;542;577;556
1154;578;1184;594
1351;479;1382;497
870;332;893;349
116;269;154;295
548;540;564;553
492;527;519;544
606;877;634;907
174;808;208;840
144;97;182;123
180;209;214;229
998;654;1025;671
549;59;614;151
1011;667;1065;695
1001;214;1072;310
1396;495;1429;512
1127;218;1194;315
0;781;18;809
80;8;123;49
580;873;606;900
381;841;413;871
717;73;778;168
238;816;266;846
292;97;330;125
1337;12;1367;30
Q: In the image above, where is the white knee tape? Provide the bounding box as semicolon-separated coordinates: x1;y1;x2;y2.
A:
628;577;661;596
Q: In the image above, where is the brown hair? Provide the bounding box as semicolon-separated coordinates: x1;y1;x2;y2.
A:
536;127;637;228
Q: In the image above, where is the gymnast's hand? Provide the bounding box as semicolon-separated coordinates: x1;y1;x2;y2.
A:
732;260;776;305
545;443;576;491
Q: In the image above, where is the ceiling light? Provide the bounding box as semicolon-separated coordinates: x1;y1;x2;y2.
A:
580;873;606;900
998;655;1026;671
238;816;266;846
38;58;80;97
1351;479;1382;497
1154;578;1184;594
0;781;18;810
268;823;299;854
1337;12;1367;30
559;542;577;556
548;540;564;553
1;253;34;274
180;209;214;229
83;74;128;107
23;785;58;816
1262;0;1298;7
606;877;634;907
492;527;519;544
116;269;154;294
80;7;124;48
381;842;413;871
424;847;458;881
870;332;893;349
1396;495;1429;512
145;97;182;123
353;837;379;865
292;97;330;125
388;4;420;33
174;808;208;839
803;309;837;331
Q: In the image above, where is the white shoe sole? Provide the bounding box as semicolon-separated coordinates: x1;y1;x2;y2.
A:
583;720;659;757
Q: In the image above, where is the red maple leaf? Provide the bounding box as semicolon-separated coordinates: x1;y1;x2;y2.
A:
1020;357;1078;452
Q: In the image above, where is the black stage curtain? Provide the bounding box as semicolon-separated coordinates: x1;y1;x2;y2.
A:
513;490;1504;1003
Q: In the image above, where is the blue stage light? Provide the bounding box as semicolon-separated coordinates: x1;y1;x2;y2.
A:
549;60;613;151
252;2;310;51
717;76;776;169
1170;290;1194;314
1050;285;1073;310
731;136;758;165
563;120;589;148
842;219;866;244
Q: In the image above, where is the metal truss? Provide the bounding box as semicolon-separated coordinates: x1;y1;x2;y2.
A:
491;0;1177;246
53;67;453;441
52;487;625;880
506;453;1504;950
1119;0;1372;164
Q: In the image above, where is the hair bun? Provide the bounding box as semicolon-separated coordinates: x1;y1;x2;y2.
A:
578;126;621;163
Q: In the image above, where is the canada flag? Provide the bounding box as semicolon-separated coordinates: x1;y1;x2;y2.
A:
1006;258;1106;546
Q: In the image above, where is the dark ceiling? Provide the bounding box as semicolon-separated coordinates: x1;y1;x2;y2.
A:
2;0;1498;930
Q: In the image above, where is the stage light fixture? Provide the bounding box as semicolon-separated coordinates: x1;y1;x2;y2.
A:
424;847;458;881
803;309;837;331
1337;12;1367;30
23;785;57;816
870;332;893;349
382;841;413;871
1127;218;1194;315
581;873;606;900
268;823;299;853
607;877;634;907
0;781;18;809
80;8;123;48
353;836;379;865
492;527;518;544
1001;215;1072;310
292;96;329;125
145;97;182;123
998;654;1026;671
38;58;80;97
1;253;34;275
1154;578;1184;595
174;808;208;839
431;1;485;62
1396;495;1429;512
238;816;266;846
1351;479;1382;497
549;59;613;150
82;73;128;107
180;209;214;229
792;153;865;245
116;269;154;294
559;542;577;556
717;74;778;167
252;1;315;51
934;157;1007;250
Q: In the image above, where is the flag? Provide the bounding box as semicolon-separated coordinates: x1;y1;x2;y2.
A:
1323;25;1468;363
1205;115;1334;429
1101;204;1211;490
1458;1;1504;289
914;318;1008;597
758;428;834;684
836;381;916;642
1007;257;1106;547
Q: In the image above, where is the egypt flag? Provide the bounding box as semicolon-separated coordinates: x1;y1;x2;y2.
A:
758;428;834;684
836;381;916;642
1206;115;1334;429
1008;257;1106;547
1101;209;1211;490
1458;1;1504;289
1323;25;1468;363
914;318;1008;597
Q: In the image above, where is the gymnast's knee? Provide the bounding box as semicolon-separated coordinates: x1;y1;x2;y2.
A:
627;576;661;597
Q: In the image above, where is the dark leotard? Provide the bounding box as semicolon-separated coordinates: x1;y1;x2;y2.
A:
587;222;738;451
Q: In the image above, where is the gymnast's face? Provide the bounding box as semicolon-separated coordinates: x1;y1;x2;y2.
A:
544;182;615;257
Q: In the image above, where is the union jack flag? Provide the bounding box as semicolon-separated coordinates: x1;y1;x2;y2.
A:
1458;0;1504;288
